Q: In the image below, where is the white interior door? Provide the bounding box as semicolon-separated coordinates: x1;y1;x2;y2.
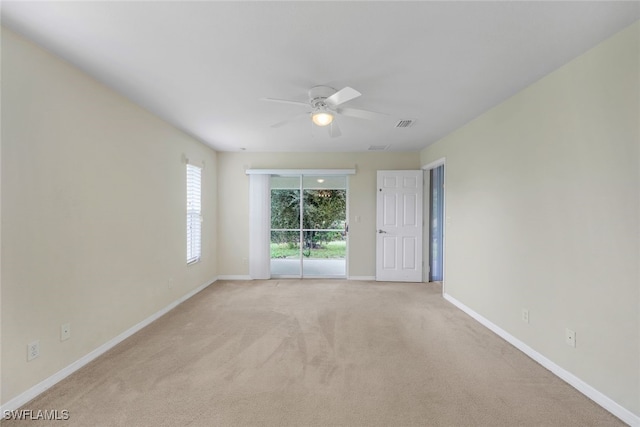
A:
376;170;423;282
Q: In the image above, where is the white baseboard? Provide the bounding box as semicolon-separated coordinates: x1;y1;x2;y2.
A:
219;275;375;281
443;293;640;427
220;275;374;281
0;277;218;413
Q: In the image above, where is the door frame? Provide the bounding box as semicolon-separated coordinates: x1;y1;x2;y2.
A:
422;158;446;295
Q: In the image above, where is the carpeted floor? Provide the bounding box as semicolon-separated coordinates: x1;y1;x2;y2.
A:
5;280;624;426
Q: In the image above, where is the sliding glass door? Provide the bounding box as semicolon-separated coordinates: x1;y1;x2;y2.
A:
302;175;347;277
270;175;347;278
270;175;302;277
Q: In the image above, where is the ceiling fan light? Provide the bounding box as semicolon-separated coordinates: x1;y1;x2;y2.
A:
312;111;334;127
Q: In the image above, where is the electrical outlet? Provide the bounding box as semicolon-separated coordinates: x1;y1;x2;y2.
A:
565;328;576;348
522;309;529;324
61;323;71;341
27;341;40;361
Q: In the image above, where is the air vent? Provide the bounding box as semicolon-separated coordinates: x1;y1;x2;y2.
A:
395;119;415;128
368;145;389;151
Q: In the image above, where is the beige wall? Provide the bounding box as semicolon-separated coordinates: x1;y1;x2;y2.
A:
420;23;639;415
1;28;218;405
217;152;421;277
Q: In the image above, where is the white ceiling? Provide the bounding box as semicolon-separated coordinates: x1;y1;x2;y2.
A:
2;2;639;152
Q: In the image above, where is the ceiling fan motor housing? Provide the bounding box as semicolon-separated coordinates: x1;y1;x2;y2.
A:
308;85;336;108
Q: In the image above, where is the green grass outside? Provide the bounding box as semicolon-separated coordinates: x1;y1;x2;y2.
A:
271;240;346;259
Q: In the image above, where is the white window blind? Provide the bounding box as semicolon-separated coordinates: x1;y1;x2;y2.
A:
186;164;202;264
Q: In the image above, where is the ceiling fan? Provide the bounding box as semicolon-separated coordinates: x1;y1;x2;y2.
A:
261;86;387;138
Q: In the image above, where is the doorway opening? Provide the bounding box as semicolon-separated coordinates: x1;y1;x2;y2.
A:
270;175;347;278
428;165;444;282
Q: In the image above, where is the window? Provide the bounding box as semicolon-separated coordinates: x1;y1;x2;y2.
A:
186;164;202;264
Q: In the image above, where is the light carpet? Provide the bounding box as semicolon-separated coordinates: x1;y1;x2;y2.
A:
5;280;624;426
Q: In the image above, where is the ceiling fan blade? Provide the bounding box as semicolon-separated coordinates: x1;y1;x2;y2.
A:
260;97;309;107
337;107;389;121
327;120;342;138
325;87;361;107
270;113;310;128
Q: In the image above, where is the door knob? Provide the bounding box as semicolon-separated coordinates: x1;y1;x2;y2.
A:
378;229;387;234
